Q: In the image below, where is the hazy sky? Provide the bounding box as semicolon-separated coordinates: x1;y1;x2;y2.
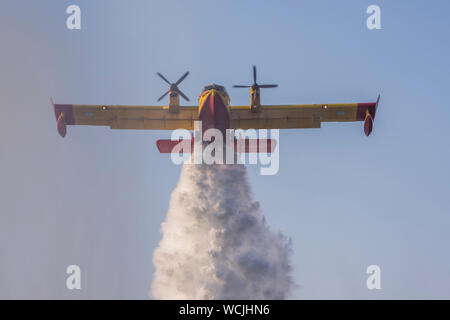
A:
1;0;449;299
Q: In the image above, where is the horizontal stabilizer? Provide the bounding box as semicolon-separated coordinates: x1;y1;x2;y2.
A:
156;139;193;153
234;139;277;153
156;139;277;154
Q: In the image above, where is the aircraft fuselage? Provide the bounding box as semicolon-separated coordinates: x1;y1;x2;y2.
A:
198;87;231;136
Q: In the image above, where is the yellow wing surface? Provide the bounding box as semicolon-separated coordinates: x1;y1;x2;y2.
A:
52;101;197;137
230;103;360;129
52;96;379;137
229;96;380;136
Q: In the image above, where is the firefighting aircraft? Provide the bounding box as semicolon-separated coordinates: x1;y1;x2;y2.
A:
51;66;380;153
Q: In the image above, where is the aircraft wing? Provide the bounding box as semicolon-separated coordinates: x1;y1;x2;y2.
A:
51;99;198;137
229;95;380;136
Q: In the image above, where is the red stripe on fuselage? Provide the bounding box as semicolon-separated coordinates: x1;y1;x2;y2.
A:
198;91;230;135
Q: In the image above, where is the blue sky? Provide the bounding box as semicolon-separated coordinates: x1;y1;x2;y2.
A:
0;0;449;299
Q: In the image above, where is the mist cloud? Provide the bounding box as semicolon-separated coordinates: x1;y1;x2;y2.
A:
151;163;293;299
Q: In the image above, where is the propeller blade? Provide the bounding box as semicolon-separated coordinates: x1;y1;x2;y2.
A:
177;89;190;101
157;72;171;85
175;71;189;85
258;84;278;88
253;65;257;83
157;90;169;102
233;85;251;88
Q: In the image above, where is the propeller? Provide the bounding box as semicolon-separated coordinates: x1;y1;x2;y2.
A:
233;65;278;90
156;71;190;102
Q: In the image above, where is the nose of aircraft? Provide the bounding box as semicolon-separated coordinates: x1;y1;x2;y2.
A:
199;90;230;135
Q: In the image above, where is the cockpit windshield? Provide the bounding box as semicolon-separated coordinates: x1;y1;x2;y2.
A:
202;84;228;96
